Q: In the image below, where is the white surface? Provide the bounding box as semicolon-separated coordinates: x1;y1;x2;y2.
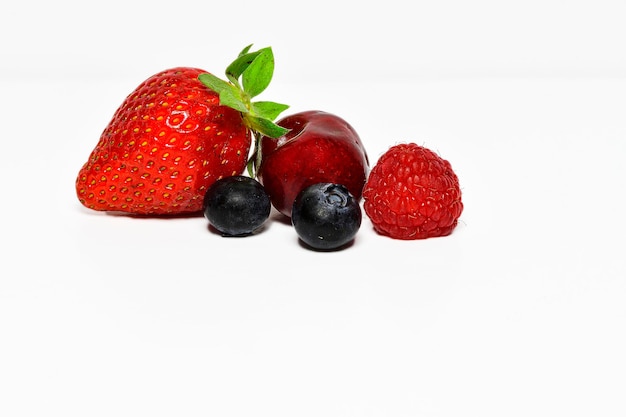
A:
2;1;626;416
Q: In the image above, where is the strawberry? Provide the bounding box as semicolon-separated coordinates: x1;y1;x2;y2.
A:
76;45;288;215
362;143;463;239
255;111;370;217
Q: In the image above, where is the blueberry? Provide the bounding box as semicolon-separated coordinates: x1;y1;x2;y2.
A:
291;183;362;250
203;176;271;236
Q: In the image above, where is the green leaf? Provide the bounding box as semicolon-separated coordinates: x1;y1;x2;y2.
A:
242;47;274;98
219;89;249;114
198;73;248;114
198;73;233;95
251;101;289;121
226;50;262;85
200;44;290;153
238;44;253;57
245;114;289;139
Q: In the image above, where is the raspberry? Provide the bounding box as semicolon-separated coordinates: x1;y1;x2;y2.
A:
363;143;463;240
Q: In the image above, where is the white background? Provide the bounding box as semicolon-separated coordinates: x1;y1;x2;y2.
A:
2;1;625;416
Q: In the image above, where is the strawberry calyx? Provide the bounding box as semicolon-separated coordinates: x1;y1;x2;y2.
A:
198;44;289;177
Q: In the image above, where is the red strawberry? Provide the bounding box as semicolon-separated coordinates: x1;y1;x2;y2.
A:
76;45;289;215
256;110;370;217
362;143;463;239
76;67;249;215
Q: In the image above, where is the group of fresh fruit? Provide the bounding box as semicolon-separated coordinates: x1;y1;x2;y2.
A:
76;45;463;250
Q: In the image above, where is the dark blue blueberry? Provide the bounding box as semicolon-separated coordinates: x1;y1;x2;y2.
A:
203;176;271;236
291;183;362;250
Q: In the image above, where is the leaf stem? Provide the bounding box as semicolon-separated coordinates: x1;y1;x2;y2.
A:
254;131;263;178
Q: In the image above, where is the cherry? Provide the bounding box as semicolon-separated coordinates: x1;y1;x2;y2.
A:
256;110;369;218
